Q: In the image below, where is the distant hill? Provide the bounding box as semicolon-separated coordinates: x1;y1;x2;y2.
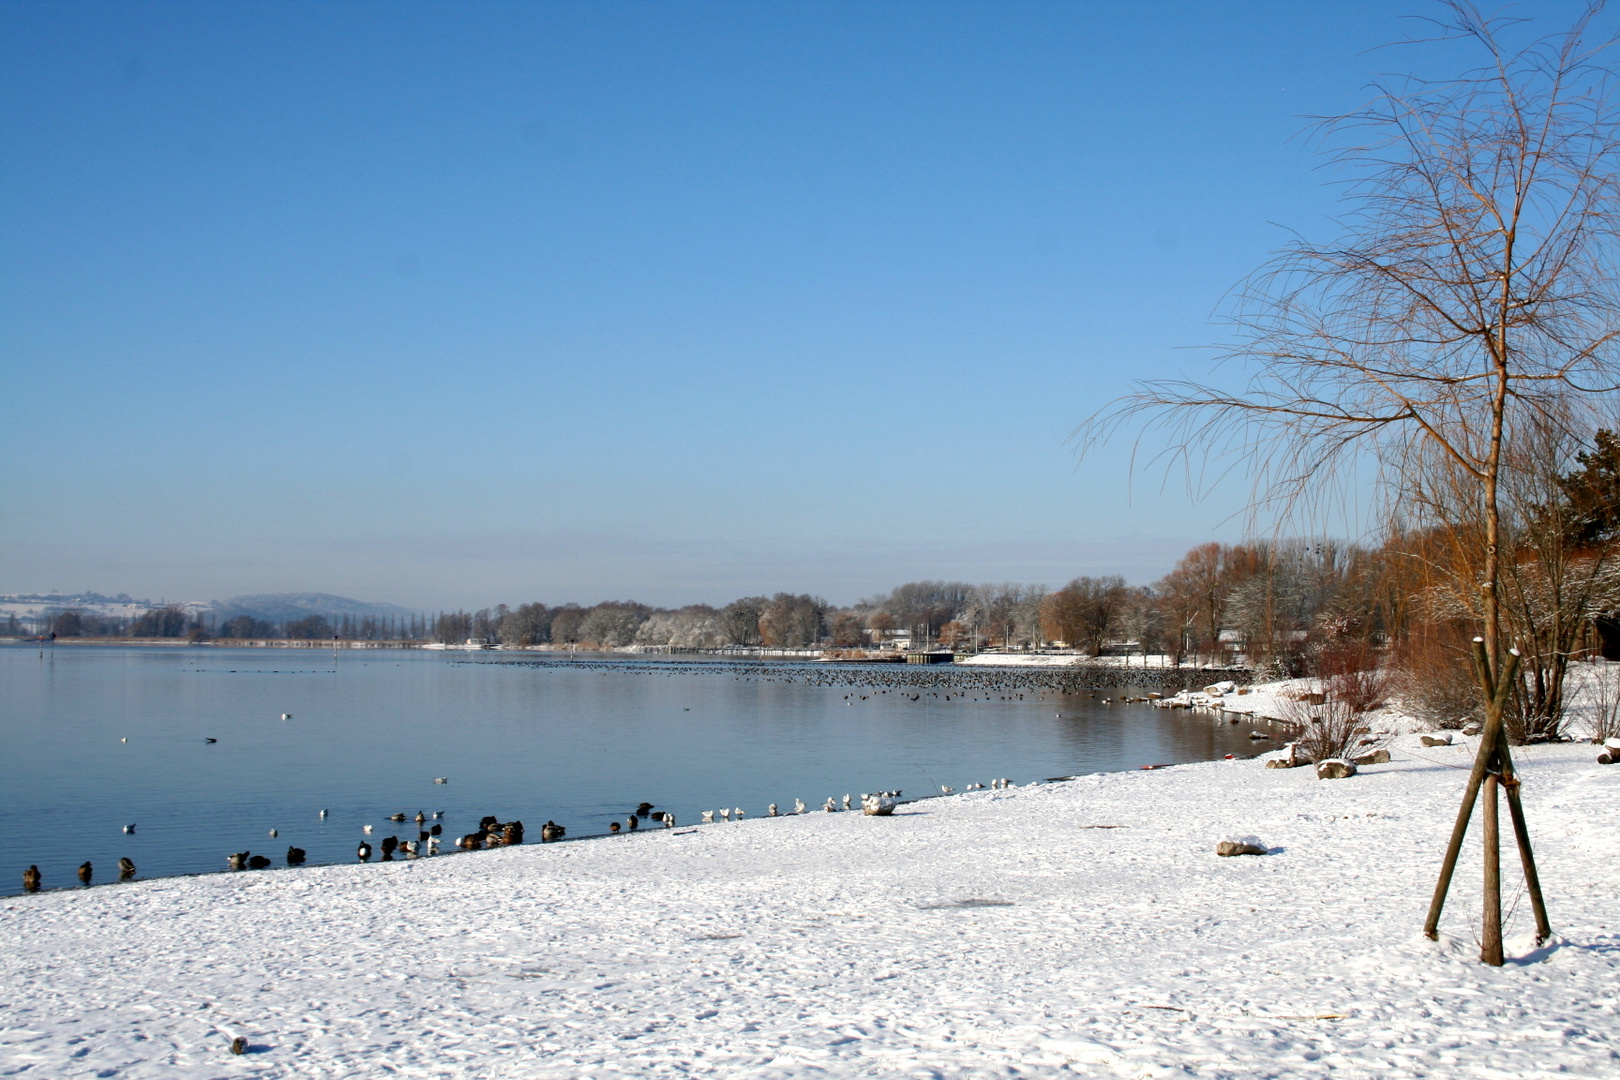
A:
212;593;414;622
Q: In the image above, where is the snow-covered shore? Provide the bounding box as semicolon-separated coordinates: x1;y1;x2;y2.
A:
3;736;1617;1079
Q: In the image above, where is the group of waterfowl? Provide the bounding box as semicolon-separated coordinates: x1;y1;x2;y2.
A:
501;654;1238;697
21;857;137;892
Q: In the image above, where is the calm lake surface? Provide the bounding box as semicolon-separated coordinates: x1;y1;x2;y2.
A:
1;644;1277;896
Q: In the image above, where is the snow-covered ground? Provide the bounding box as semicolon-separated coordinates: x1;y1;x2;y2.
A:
3;735;1617;1079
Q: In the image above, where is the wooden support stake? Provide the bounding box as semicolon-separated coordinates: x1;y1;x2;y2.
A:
1481;773;1503;966
1423;642;1518;940
1495;738;1552;944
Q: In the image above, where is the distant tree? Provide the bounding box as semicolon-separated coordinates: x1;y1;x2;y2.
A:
1040;576;1128;654
129;605;189;638
50;610;85;637
499;602;553;646
577;602;651;647
721;597;768;646
549;604;586;645
286;614;334;640
218;615;276;639
760;593;826;647
828;610;868;647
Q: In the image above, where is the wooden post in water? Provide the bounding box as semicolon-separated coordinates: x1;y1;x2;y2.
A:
1481;773;1503;966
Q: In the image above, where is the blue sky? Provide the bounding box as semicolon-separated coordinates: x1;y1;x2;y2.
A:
0;1;1554;607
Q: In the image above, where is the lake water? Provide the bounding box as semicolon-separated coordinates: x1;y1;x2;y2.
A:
1;644;1278;895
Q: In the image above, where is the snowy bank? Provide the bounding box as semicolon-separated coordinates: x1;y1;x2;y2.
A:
3;736;1618;1079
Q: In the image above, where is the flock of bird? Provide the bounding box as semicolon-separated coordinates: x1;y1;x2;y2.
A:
17;771;1028;894
498;655;1235;697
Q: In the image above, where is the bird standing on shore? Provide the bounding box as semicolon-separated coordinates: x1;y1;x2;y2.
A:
792;799;806;815
767;804;778;817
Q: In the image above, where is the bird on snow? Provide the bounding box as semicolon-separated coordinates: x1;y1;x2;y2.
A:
792;798;806;815
940;785;954;795
767;803;778;817
610;821;622;834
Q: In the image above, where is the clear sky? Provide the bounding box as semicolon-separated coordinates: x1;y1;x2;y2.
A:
0;1;1565;608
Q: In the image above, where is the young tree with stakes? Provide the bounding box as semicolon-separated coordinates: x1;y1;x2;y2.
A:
1080;3;1620;964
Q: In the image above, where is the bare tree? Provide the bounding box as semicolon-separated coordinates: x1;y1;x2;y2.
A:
1082;3;1620;964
